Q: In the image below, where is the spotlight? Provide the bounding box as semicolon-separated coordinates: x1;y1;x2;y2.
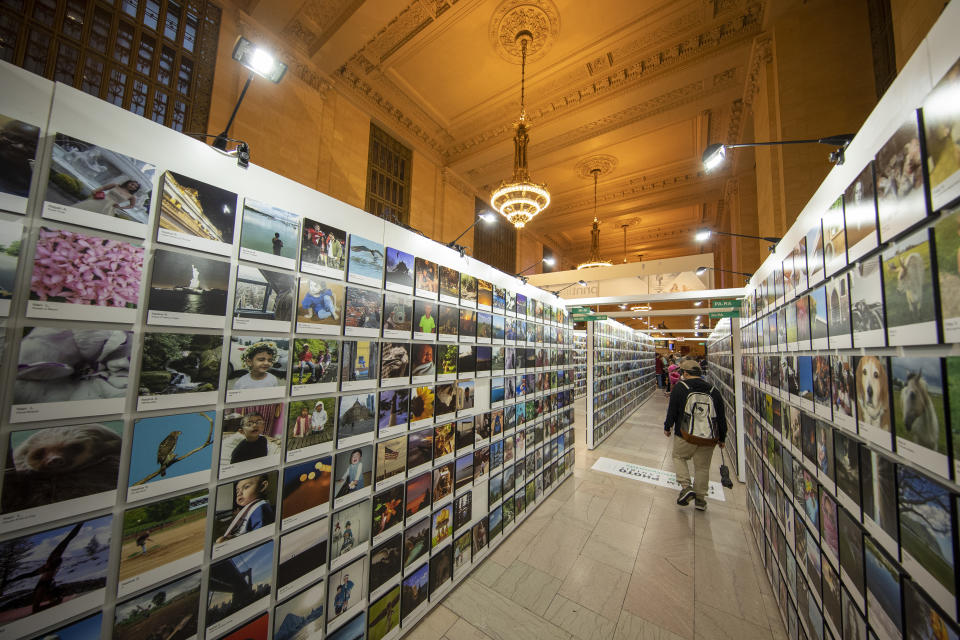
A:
232;37;287;82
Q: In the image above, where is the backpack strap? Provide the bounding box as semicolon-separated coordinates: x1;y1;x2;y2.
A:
678;380;689;390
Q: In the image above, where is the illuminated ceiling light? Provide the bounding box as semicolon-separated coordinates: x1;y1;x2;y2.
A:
576;169;614;270
490;31;550;229
693;300;703;306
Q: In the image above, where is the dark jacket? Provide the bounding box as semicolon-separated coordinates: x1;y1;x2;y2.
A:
663;376;728;443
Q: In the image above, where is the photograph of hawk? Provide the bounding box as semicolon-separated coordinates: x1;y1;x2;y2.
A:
156;430;181;476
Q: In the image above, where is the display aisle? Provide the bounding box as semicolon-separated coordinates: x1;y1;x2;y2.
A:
707;5;960;638
0;62;576;640
573;330;586;399
585;319;656;449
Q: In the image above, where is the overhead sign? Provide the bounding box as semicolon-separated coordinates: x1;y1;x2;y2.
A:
709;310;739;319
711;299;739;309
568;306;591;314
572;314;607;321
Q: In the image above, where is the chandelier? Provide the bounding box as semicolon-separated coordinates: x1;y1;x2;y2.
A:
576;169;613;270
490;30;550;229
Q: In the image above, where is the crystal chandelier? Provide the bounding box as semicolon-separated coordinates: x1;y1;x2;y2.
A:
576;169;613;270
490;30;550;229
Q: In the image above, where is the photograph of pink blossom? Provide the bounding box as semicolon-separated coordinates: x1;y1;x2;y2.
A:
29;228;143;308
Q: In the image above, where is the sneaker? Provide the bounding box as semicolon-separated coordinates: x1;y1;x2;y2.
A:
694;498;707;511
676;487;695;506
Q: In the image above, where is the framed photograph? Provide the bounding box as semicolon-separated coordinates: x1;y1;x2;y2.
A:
435;383;456;418
460;273;477;307
238;198;299;269
347;234;385;287
411;342;437;384
429;543;453;596
232;264;294;332
126;411;214;503
860;447;899;550
147;249;230;328
823;197;847;276
431;503;453;549
384;246;414;294
434;422;455;462
439;265;459;303
341;340;379;390
379;342;410;387
457;379;476;414
457;344;475;377
116;489;207;597
414;300;438;341
211;471;278;557
438;303;458;341
337;396;376;448
372;485;404;541
405;471;431;521
296;276;343;335
849;257;886;347
477;279;492;310
476;345;492;375
273;580;325;640
286;397;335;461
433;462;454;504
459;308;477;342
454;453;473;491
477;311;492;343
844;163;879;262
864;536;902;639
383;293;412;339
891;356;948;477
472;516;489;555
403;516;430;570
0;114;40;213
807;220;825;286
436;343;457;380
225;337;288;402
327;556;367;626
333;444;374;502
924;58;960;210
826;273;851;349
837;505;865;604
375;435;407;489
280;456;332;530
36;613;102;640
43;133;154;237
0;515;112;638
328;612;365;640
300;218;347;279
219;403;283;478
809;286;828;348
876;113;928;242
852;355;892;448
410;386;435;427
331;500;375;573
369;539;402;602
113;571;200;640
26;227;143;323
1;421;122;530
904;578;960;640
401;562;429;622
10;327;131;422
935;205;960;344
948;356;960;479
830;354;857;431
882;227;937;345
157;170;236;256
0;219;22;316
897;466;956;612
291;338;338;395
343;285;382;337
378;388;409;437
415;256;438;299
277;517;328;601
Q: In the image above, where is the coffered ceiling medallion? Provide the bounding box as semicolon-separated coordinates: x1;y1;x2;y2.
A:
574;154;618;180
489;0;560;63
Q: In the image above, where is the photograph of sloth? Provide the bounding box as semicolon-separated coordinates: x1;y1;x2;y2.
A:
1;422;122;514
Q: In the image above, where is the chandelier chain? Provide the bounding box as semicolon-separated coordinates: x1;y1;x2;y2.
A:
520;38;527;121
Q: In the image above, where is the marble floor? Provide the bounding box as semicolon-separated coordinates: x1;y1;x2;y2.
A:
406;393;789;640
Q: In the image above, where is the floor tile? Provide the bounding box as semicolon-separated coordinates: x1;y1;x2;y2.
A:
613;610;690;640
546;594;618;640
693;600;775;640
490;560;562;616
558;555;632;622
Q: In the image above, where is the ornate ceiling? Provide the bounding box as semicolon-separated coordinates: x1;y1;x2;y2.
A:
241;0;767;266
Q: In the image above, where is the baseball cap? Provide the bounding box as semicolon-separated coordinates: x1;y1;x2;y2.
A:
679;360;701;373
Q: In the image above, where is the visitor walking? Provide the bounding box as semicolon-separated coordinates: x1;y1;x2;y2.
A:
663;359;727;511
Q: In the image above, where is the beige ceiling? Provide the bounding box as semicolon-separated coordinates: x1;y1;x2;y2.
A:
244;0;766;264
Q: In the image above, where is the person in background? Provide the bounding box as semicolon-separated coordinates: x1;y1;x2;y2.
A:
663;360;727;511
655;352;665;390
666;356;680;393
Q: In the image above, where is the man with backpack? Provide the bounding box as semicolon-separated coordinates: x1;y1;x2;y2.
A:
663;359;727;511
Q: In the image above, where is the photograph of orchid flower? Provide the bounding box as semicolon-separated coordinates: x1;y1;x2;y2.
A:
29;227;143;308
14;327;132;404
